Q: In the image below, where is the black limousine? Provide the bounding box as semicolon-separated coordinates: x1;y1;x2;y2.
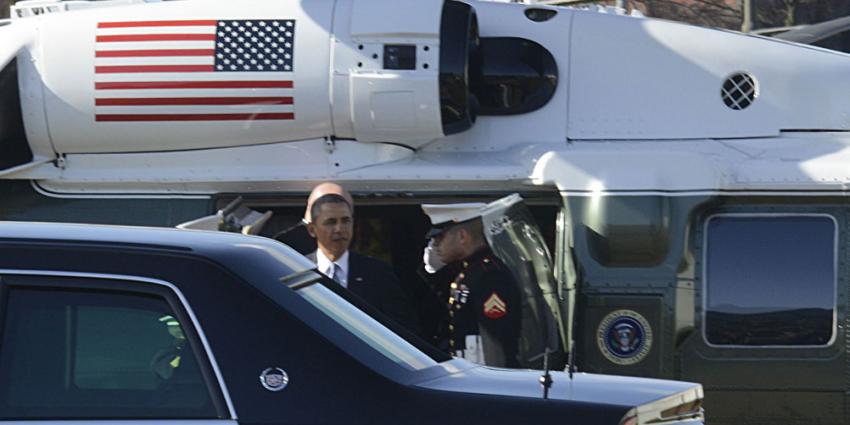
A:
0;222;703;425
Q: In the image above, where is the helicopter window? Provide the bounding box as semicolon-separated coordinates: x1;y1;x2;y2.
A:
584;196;670;267
472;37;557;115
703;214;836;347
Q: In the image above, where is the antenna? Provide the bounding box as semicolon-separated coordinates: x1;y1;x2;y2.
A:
538;348;553;400
528;349;555;400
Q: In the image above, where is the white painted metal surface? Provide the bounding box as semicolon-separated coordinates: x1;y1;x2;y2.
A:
530;133;850;193
24;0;335;153
4;0;850;196
10;0;445;156
18;133;850;195
333;0;443;145
0;20;34;70
566;12;850;140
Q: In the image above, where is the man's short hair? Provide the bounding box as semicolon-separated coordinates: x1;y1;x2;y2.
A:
310;194;352;222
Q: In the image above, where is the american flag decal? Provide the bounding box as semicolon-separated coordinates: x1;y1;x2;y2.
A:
94;19;295;122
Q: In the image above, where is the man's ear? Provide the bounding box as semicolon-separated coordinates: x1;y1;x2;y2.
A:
455;228;469;246
306;222;317;238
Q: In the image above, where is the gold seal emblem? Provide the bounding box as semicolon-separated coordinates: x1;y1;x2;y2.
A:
596;309;653;366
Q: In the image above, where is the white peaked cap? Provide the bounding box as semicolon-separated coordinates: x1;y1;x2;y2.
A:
421;202;486;226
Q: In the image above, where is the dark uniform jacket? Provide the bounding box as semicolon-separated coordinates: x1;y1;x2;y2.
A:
307;250;420;334
443;247;522;368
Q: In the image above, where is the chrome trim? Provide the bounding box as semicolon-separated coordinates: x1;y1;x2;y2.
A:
31;180;212;200
700;213;839;349
0;268;237;419
280;269;322;290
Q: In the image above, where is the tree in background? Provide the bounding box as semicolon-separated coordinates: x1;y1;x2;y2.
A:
753;0;850;30
3;0;850;31
630;0;741;29
1;0;13;19
595;0;850;31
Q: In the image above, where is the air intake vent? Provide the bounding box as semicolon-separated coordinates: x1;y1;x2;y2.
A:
721;72;757;110
0;60;33;171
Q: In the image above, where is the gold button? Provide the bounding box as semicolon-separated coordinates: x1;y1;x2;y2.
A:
450;282;458;289
458;273;465;279
448;325;454;331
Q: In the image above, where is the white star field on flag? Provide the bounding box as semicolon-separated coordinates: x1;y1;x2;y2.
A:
214;20;294;72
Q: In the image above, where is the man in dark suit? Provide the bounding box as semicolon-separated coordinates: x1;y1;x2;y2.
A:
305;191;419;334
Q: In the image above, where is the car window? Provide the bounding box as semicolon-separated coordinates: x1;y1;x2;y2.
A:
704;215;836;347
0;287;218;418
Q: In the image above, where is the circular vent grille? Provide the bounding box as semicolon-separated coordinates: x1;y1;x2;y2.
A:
721;73;757;110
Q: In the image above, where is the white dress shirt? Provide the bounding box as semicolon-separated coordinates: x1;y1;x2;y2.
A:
316;249;349;288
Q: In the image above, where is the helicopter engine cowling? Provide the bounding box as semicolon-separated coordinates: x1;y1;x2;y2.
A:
1;0;478;155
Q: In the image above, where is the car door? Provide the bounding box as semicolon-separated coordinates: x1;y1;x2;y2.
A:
479;193;570;370
0;271;236;423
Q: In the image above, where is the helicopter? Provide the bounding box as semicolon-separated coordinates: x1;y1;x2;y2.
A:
3;0;850;423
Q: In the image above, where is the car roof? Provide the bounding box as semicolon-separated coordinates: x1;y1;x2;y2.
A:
0;221;316;276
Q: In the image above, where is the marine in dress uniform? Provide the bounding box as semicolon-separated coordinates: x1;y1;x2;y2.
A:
422;203;522;368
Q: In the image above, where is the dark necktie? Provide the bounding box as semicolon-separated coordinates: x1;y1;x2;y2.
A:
331;263;344;286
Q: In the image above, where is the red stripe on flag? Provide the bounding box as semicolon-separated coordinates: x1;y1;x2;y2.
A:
95;81;294;90
96;97;294;106
95;113;295;122
96;34;216;42
96;65;214;74
98;20;218;28
96;49;215;57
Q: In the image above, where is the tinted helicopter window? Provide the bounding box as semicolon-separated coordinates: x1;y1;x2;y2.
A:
704;215;836;346
472;37;557;115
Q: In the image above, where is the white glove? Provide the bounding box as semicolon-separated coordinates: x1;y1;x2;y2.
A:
423;239;445;274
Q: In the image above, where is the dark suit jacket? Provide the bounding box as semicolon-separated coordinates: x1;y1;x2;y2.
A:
308;251;420;334
272;222;316;255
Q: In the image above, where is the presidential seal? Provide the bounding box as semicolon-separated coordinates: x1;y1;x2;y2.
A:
596;309;653;365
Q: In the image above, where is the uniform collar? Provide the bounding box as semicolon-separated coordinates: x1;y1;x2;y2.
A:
455;246;494;269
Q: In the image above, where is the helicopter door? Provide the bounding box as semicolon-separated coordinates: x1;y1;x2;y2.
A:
479;194;567;370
